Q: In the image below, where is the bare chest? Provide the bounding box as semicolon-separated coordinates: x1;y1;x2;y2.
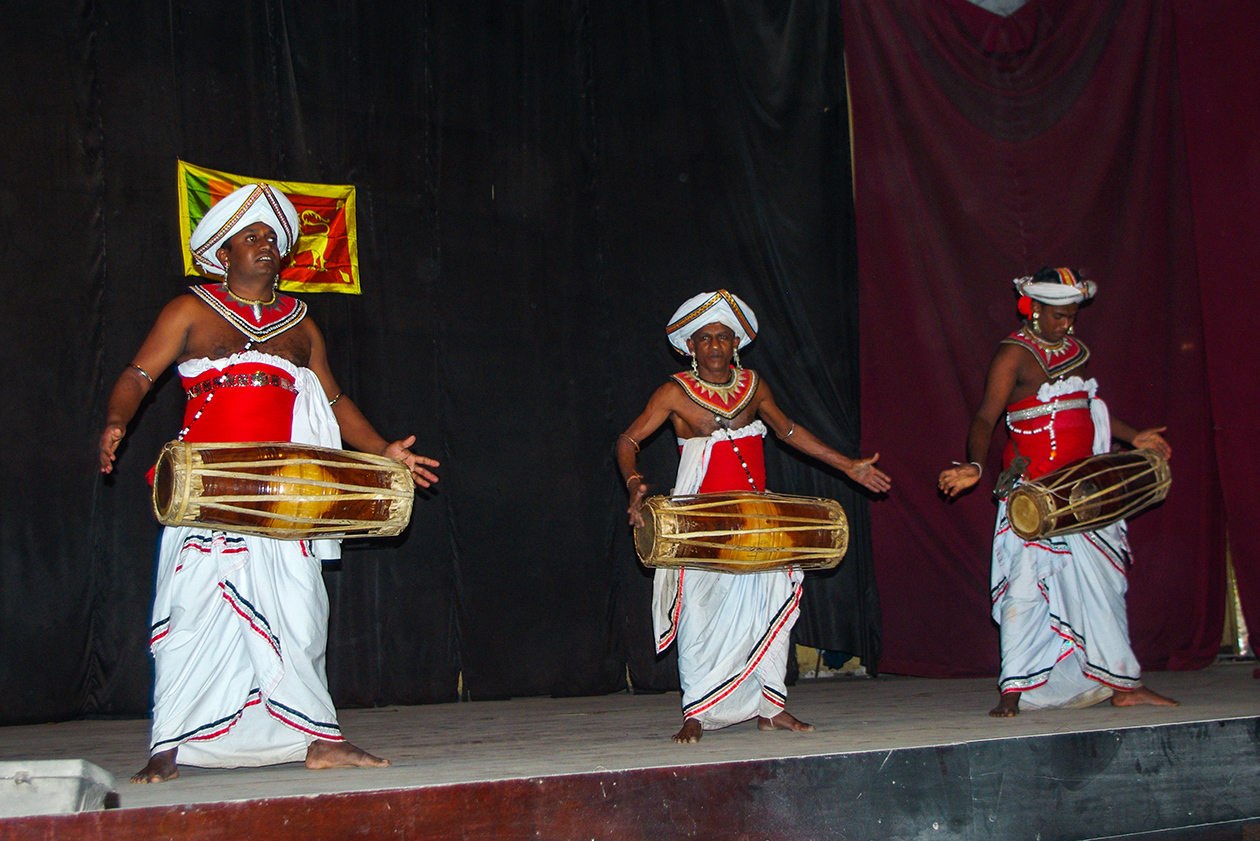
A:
183;320;312;368
1011;356;1088;404
671;401;760;438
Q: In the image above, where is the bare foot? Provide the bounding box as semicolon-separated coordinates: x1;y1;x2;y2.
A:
131;749;179;783
1111;686;1179;708
758;711;815;732
989;693;1020;717
672;719;703;744
305;739;390;770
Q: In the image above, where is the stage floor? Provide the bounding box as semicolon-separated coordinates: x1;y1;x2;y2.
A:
1;661;1255;814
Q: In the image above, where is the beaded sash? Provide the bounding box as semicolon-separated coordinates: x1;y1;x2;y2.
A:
186;371;299;400
1006;397;1090;423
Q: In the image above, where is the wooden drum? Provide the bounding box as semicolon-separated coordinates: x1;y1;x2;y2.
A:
152;441;414;540
1007;449;1171;541
634;491;849;574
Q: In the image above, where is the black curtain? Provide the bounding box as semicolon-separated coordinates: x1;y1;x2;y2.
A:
0;0;877;724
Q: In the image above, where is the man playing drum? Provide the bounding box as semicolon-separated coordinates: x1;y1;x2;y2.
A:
98;183;440;782
938;268;1177;717
617;290;891;743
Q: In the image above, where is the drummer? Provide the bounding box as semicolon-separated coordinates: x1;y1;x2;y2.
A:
98;183;439;783
617;290;890;743
938;268;1176;717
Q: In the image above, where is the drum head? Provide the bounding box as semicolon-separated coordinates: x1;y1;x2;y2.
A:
633;506;657;561
153;449;174;519
1008;490;1048;540
1067;479;1102;524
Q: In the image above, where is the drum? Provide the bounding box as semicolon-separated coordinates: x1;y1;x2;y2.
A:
634;491;849;574
1006;449;1171;541
152;440;414;540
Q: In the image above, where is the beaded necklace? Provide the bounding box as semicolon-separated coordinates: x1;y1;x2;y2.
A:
224;283;278;321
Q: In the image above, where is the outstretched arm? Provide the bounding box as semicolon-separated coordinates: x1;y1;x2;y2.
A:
304;321;440;488
99;296;197;473
755;385;891;494
617;383;680;527
1110;417;1171;459
938;345;1020;498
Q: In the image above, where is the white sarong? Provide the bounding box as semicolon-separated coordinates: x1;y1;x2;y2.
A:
147;352;345;766
650;421;805;729
990;383;1142;708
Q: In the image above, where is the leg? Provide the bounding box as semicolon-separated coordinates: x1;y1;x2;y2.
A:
758;711;815;732
672;719;703;744
1110;685;1178;708
990;691;1020;718
305;739;390;770
131;748;179;784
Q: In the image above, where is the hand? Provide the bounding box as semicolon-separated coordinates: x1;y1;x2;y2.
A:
99;424;125;474
382;435;441;488
627;479;649;528
845;453;891;493
1132;427;1171;459
938;463;981;499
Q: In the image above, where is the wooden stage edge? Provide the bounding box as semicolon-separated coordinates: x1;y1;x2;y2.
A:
2;662;1258;840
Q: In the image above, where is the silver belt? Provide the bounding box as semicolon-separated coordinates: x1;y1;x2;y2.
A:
1006;397;1089;423
186;372;298;400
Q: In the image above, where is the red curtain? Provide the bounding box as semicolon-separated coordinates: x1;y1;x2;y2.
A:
1173;1;1260;652
844;0;1226;678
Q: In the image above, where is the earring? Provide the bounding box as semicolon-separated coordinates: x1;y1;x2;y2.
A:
1032;312;1040;332
732;348;742;370
1067;325;1074;335
690;355;699;378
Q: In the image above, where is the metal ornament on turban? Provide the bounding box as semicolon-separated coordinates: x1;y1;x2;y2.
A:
665;289;759;355
189;183;301;277
1014;267;1098;308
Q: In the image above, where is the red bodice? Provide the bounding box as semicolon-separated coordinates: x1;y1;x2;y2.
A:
179;362;297;443
1002;390;1094;479
686;435;767;493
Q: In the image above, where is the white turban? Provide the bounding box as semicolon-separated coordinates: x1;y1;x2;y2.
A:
189;183;300;276
1014;268;1097;305
665;289;759;354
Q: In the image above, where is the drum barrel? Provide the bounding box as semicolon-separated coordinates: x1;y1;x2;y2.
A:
149;440;414;539
1007;450;1171;541
634;492;848;573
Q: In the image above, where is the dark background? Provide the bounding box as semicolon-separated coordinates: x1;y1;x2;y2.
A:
0;0;878;723
0;0;1255;725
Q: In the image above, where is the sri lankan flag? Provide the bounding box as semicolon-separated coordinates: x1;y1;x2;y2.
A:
177;160;361;295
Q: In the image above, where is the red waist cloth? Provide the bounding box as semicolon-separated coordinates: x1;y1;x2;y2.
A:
685;435;767;493
179;363;297;443
1002;390;1094;479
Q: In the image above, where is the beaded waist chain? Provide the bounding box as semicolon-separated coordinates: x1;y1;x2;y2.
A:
1006;397;1090;424
186;372;298;400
